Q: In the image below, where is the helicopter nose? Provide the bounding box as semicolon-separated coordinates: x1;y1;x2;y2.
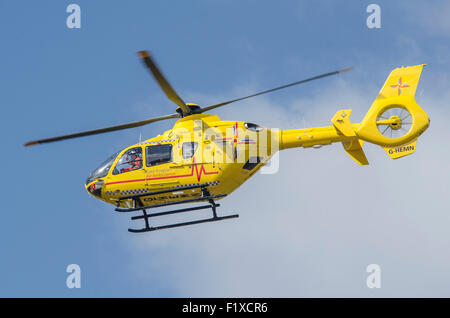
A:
86;180;104;198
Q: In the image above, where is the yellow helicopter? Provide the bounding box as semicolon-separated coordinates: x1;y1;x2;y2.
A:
25;51;430;233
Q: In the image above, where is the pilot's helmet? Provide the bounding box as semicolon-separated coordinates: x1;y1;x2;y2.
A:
128;149;139;159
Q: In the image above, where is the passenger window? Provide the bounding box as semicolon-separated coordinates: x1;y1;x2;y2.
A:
182;142;198;159
146;144;173;166
113;147;143;174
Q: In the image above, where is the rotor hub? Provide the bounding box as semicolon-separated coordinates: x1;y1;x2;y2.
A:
376;106;413;138
388;115;402;130
176;103;202;116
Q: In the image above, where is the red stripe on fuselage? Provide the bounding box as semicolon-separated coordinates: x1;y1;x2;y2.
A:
105;158;218;185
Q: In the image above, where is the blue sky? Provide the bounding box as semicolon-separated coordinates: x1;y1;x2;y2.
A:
1;1;450;297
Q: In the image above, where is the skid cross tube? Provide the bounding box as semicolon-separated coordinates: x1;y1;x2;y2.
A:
130;204;219;220
115;185;238;233
115;194;226;213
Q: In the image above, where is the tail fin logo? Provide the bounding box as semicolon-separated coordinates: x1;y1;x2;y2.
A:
390;77;409;96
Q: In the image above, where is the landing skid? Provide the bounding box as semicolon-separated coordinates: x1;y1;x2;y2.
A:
114;184;239;233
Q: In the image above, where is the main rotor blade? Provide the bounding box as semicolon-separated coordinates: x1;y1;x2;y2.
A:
24;113;179;146
199;67;353;113
138;51;190;115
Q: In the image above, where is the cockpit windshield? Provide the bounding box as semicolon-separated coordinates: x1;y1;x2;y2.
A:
86;151;120;185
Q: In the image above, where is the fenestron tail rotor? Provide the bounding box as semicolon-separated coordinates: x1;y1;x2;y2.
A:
24;50;353;146
376;106;413;139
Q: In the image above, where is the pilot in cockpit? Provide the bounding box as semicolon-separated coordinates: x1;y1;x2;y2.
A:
120;149;142;173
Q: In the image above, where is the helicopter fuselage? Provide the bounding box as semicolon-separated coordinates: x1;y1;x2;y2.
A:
85;114;281;208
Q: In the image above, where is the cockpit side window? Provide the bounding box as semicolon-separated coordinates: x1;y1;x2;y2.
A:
182;142;198;159
146;144;173;167
113;147;143;175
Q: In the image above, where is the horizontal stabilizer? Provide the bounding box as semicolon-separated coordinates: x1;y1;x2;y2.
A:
342;139;369;165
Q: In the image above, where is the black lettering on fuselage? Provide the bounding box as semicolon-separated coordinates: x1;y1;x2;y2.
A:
389;145;414;154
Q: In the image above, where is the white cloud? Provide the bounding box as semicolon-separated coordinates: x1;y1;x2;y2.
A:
404;0;450;37
121;68;450;297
